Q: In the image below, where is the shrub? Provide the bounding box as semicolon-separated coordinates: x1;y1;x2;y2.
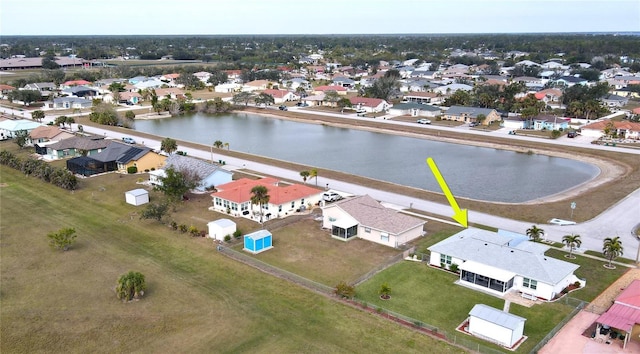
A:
144;169;150;173
574;281;581;288
551;130;562;139
233;230;242;239
224;235;231;242
127;166;138;174
170;221;178;230
449;263;459;273
334;281;355;299
188;225;199;236
179;224;188;233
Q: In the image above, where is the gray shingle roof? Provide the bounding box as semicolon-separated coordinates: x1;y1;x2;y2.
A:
445;106;496;118
332;195;425;235
392;102;441;111
428;228;579;285
47;136;111;151
164;154;230;181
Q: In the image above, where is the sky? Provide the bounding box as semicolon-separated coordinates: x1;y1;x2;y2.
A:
1;0;639;36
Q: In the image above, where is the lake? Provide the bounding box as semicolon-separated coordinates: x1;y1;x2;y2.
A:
134;112;599;203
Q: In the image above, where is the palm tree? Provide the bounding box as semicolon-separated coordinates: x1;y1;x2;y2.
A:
160;137;178;155
603;236;624;269
526;225;544;242
379;283;391;300
250;185;270;225
309;169;318;186
224;142;229;150
562;234;582;259
116;271;146;302
300;170;310;184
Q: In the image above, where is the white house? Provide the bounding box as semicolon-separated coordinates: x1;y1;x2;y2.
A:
467;304;526;348
210;177;323;221
207;218;236;241
262;89;299;103
428;229;581;301
125;189;149;206
214;83;242;93
388;102;441;118
348;97;390;113
0;119;42;140
321;195;426;248
151;154;234;192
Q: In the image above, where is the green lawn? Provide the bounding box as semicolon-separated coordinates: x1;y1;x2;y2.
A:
545;249;628;302
0;165;463;354
239;218;400;285
356;262;574;353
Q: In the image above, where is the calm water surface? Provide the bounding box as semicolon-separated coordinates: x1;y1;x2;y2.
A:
134;112;599;203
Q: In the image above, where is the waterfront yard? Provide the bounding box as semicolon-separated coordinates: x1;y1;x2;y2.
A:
0;166;463;353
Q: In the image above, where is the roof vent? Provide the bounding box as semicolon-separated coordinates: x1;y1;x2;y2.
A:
510;250;514;253
484;243;488;246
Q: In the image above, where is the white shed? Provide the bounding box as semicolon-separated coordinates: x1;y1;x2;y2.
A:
207;219;237;241
468;304;526;348
125;189;149;206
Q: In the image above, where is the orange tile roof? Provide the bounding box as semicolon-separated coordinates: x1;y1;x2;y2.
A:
0;84;15;91
262;89;291;98
63;80;91;86
349;97;385;107
211;178;322;205
583;119;640;131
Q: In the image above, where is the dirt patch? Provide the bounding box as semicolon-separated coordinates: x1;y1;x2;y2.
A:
0;183;8;187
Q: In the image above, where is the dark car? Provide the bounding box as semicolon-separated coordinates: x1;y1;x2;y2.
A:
278;105;288;111
567;131;577;138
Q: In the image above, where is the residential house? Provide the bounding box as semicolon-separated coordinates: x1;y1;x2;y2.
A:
66;142;165;176
534;89;563;106
223;70;243;83
596;279;640;350
160;73;180;85
61;85;99;98
193;71;212;84
210;177;322;220
300;93;326;107
154;87;185;100
45;136;111;160
502;115;530;130
332;76;356;88
402;92;445;105
22;82;56;98
262;89;299;103
611;87;640;99
433;83;473;95
134;78;165;90
442;106;501;125
61;80;92;88
118;91;142;105
349;97;390;113
0;84;15;99
388;102;441;118
47;96;93;110
281;78;311;91
151;154;233;192
0;119;42;140
399;79;439;93
428;229;582;301
531;114;570;131
312;85;348;95
214;83;242;93
27;125;74;147
601;94;629;108
242;80;274;92
321;194;426;248
554;76;588;87
581;120;640;140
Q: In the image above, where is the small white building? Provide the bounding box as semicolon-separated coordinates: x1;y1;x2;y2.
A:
207;219;237;241
468;304;526;348
125;189;149;206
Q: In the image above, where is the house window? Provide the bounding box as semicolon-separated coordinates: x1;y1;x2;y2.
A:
241;202;249;211
291;201;295;208
223;200;229;208
231;202;238;211
364;227;371;233
523;278;537;290
380;233;389;242
278;205;282;212
328;217;336;222
215;198;222;206
440;254;452;265
301;198;305;205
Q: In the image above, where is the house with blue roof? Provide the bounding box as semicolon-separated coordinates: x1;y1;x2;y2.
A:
428;228;582;301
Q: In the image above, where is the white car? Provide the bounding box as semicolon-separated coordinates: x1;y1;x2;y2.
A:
416;119;431;124
323;191;342;202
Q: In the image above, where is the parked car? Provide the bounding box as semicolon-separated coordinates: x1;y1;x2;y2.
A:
549;218;576;226
278;105;288;111
122;137;136;144
567;131;577;138
469;122;479;127
356;108;367;114
508;130;517;135
416;119;431;124
322;191;342;202
296;102;309;107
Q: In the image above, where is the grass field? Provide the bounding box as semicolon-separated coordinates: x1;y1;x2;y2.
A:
238;218;401;286
355;262;574;353
0;165;467;353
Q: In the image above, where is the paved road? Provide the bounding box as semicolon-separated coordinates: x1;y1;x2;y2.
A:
3;104;639;259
